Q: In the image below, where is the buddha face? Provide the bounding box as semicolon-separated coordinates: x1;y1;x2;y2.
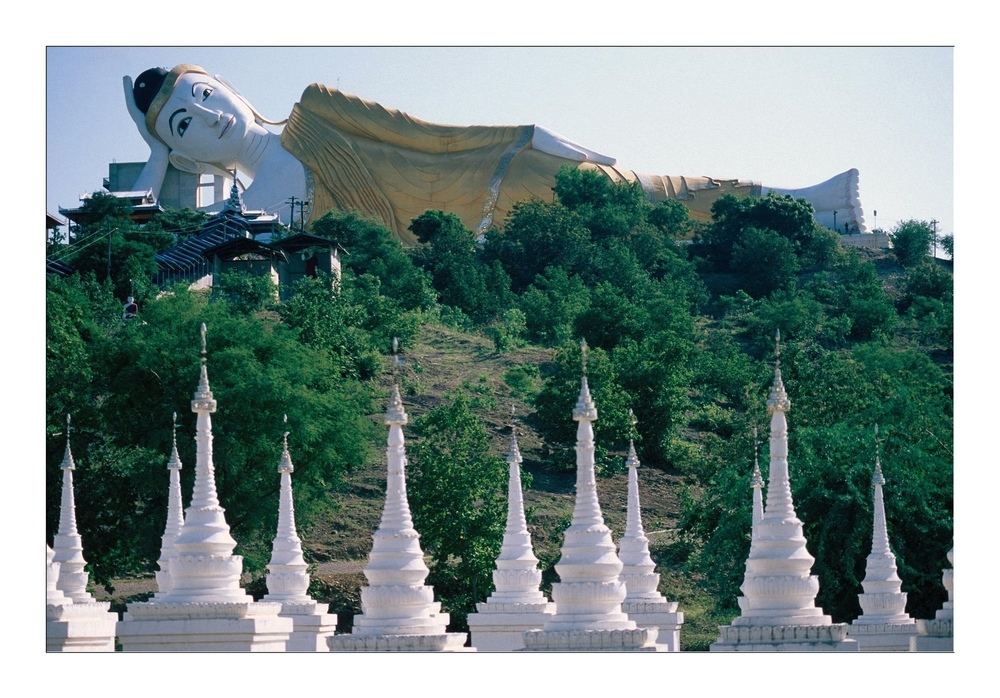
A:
153;73;259;167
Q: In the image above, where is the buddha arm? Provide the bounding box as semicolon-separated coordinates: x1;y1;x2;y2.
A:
132;149;170;201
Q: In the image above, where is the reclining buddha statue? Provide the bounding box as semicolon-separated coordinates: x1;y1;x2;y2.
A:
127;63;865;246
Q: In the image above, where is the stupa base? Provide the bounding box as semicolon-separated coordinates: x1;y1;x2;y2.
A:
910;618;953;652
521;626;662;652
272;601;338;652
847;621;918;652
46;602;118;652
623;600;684;652
468;604;556;651
117;600;292;651
329;632;471;652
711;623;858;652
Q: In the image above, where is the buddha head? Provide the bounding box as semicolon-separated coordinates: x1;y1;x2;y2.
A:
132;64;281;176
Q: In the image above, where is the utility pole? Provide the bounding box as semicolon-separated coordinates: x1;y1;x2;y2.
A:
832;210;837;233
285;196;300;230
285;196;310;232
298;200;310;233
931;219;939;257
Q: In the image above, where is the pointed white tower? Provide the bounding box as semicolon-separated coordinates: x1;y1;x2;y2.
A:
618;411;684;651
154;413;185;597
751;426;765;534
118;324;291;651
849;426;917;650
468;406;555;651
45;544;118;652
264;416;338;651
330;338;469;652
911;547;954;651
524;340;660;651
47;422;117;652
52;415;95;603
712;330;856;651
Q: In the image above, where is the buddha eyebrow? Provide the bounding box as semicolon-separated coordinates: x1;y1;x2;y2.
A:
168;108;187;136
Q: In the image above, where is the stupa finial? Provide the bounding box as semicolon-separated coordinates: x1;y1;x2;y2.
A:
507;403;522;464
167;411;182;471
278;414;294;473
767;329;790;414
626;409;640;468
385;337;408;426
751;425;763;488
574;338;597;421
61;414;75;471
193;323;215;409
872;424;885;487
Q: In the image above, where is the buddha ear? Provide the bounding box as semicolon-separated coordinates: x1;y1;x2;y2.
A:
168;152;210;175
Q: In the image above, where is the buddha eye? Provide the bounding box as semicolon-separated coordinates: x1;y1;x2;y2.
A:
201;87;213;101
177;116;192;137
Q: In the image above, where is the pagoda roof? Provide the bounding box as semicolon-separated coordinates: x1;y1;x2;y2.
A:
270;233;346;254
202;237;288;262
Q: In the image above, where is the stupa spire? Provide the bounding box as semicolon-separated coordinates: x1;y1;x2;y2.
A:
484;405;547;603
620;410;660;598
750;425;764;531
764;329;795;520
467;405;555;650
849;425;916;648
158;323;246;602
712;329;856;650
538;338;636;633
52;414;95;602
616;409;684;650
264;416;312;603
332;337;466;650
224;172;244;213
154;412;186;596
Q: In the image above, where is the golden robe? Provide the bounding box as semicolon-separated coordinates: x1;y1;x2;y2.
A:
282;84;760;245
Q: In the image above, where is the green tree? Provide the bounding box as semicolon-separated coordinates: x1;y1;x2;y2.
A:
311;210;436;311
407;393;508;629
483;199;591;292
694;193;834;271
729;226;800;297
889;219;934;267
409;210;514;323
212;270;277;314
46;285;375;587
940;234;954;259
519;266;591;345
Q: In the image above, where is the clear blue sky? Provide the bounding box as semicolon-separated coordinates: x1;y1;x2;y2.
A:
46;46;952;235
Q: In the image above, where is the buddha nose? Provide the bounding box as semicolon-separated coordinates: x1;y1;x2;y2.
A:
190;103;222;124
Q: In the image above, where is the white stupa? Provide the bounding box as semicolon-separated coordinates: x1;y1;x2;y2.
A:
911;547;954;652
52;415;95;603
118;324;292;651
712;331;857;651
618;412;684;652
523;340;659;651
46;544;118;651
848;426;917;651
153;413;185;597
263;416;338;651
330;339;469;651
468;407;556;651
47;419;118;652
